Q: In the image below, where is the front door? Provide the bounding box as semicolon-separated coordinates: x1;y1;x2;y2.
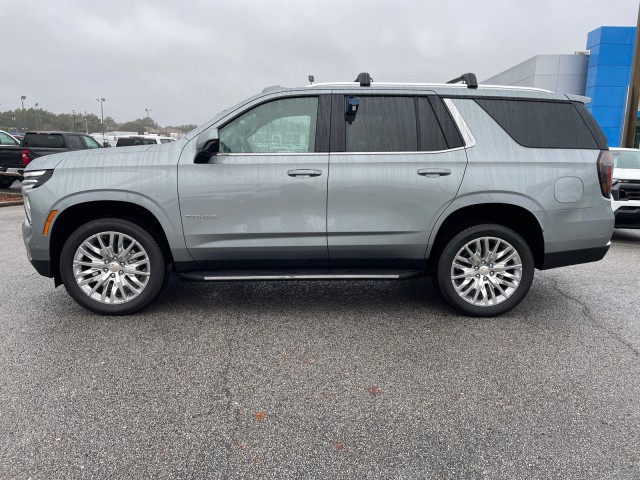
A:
178;96;329;268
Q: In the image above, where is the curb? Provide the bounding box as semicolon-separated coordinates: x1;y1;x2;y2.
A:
0;200;23;208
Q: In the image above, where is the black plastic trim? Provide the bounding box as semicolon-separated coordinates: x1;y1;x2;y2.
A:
30;258;52;278
315;95;331;153
540;245;610;270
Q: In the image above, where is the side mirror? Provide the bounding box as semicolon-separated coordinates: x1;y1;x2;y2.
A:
194;128;219;164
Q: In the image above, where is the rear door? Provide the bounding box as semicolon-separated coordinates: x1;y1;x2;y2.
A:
327;94;468;267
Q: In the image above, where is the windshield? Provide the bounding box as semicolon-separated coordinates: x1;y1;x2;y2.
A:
612;150;640;169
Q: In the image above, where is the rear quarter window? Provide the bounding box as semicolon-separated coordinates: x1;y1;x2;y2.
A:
475;99;599;149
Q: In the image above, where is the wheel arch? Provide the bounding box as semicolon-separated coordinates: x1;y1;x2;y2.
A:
49;200;175;286
426;202;545;270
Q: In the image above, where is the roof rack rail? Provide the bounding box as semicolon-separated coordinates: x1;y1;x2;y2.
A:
355;72;373;87
446;73;478;89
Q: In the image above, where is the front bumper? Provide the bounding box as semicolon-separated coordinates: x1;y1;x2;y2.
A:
611;181;640;228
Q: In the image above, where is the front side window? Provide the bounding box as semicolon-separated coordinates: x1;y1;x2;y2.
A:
219;97;318;154
81;135;102;149
345;96;417;152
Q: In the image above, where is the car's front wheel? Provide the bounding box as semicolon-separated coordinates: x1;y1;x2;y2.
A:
59;218;165;315
436;224;534;317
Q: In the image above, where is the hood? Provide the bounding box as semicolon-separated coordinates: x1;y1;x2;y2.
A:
24;139;186;172
613;167;640;181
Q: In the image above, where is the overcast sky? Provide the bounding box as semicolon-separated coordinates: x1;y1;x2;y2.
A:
1;0;637;127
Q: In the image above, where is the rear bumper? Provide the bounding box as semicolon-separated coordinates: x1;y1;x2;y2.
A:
0;167;24;178
613;206;640;229
541;243;610;270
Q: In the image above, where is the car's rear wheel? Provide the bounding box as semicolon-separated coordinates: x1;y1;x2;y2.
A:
59;218;165;315
0;177;14;189
436;224;534;317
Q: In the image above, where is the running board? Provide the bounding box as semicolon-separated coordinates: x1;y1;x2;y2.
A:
179;269;425;282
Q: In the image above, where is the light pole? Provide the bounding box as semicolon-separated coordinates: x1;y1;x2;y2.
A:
34;103;39;130
96;97;105;141
145;108;152;134
20;95;26;132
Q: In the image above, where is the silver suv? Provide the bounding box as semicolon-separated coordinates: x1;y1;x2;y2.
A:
21;72;614;316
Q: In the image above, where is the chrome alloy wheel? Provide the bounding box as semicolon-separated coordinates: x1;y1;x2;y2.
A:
72;231;151;304
450;236;523;307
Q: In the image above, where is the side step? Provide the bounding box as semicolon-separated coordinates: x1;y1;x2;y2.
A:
179;269;425;282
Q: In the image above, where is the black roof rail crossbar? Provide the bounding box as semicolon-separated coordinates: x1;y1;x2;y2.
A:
446;73;478;89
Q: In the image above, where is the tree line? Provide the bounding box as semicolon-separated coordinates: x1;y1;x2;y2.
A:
0;108;198;135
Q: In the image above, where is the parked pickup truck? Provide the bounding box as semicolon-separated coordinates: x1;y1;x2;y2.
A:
0;131;102;188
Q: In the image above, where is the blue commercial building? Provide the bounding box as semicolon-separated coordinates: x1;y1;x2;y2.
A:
484;26;638;147
585;26;637;147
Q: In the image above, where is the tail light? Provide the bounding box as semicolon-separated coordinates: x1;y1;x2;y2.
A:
21;149;31;165
597;150;613;198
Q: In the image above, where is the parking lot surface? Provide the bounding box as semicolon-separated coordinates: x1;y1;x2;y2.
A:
1;204;639;479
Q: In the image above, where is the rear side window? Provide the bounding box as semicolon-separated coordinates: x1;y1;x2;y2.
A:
0;132;19;145
475;99;599;149
66;135;84;150
417;97;449;151
346;96;417;152
23;134;65;148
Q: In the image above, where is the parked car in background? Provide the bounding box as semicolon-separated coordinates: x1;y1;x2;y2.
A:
0;131;102;188
0;130;21;146
610;147;640;229
115;135;175;147
21;72;614;316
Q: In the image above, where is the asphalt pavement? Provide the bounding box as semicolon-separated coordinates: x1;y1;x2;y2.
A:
1;204;639;479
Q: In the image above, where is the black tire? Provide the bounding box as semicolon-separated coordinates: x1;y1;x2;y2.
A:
436;224;534;317
0;177;14;189
59;218;166;315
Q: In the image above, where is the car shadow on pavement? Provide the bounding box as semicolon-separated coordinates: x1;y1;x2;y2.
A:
611;229;640;243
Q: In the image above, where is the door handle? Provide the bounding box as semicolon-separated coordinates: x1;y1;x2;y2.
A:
417;168;451;178
287;169;322;178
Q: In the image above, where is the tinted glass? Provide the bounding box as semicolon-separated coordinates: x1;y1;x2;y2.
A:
220;97;318;154
417;97;448;151
23;133;65;148
66;135;83;149
429;97;464;148
345;96;416;152
475;99;599;149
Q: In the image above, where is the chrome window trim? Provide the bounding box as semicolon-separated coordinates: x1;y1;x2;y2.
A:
443;98;476;148
217;147;466;157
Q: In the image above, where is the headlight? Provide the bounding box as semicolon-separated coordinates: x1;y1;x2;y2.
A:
22;169;54;193
22;170;54;225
